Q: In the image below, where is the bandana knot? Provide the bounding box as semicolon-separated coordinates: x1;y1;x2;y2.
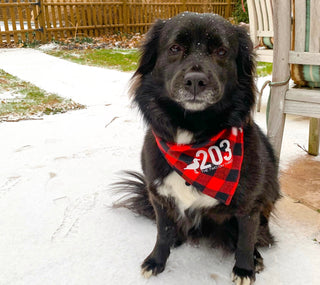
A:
153;127;244;205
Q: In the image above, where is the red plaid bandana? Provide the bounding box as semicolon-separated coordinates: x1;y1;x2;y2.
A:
153;127;244;205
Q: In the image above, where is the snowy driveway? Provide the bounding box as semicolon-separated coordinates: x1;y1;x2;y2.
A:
0;49;319;285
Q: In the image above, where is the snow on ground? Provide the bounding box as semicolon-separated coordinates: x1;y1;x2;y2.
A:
0;49;131;106
0;48;319;285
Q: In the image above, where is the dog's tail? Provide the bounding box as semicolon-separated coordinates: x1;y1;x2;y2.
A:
112;171;155;220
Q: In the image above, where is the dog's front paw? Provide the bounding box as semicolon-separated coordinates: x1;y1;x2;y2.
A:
254;255;264;273
141;257;165;279
231;266;255;285
254;249;264;273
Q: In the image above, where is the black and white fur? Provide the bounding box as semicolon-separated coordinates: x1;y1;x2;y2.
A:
113;12;280;285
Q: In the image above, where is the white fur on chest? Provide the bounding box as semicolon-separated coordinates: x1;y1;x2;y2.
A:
157;129;219;215
175;128;193;144
157;172;219;215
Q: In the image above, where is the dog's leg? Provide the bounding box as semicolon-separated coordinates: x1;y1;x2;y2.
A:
232;213;259;285
141;199;177;278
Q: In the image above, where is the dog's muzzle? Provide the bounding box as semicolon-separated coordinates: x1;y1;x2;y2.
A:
184;72;209;97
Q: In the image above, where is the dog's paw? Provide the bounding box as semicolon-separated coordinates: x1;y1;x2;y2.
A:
141;257;165;279
254;254;264;273
231;267;255;285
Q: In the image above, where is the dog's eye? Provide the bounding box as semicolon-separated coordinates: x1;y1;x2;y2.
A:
215;47;228;57
169;44;183;54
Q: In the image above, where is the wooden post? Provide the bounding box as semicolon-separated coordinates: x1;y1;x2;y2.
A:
17;0;26;43
308;0;320;156
205;0;209;13
1;0;12;44
247;0;258;47
226;0;232;18
182;0;186;13
38;0;47;43
123;0;128;33
267;0;291;158
8;0;18;44
308;118;320;156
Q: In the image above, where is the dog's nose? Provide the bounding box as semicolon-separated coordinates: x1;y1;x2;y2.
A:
184;72;208;96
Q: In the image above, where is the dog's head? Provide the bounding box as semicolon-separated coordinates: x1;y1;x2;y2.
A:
132;12;255;113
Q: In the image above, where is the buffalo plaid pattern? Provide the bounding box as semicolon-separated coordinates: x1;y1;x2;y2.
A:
153;127;244;205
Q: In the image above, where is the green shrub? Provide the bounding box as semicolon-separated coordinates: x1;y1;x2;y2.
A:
232;0;249;24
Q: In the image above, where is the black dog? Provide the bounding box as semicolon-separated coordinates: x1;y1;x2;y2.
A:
113;12;280;285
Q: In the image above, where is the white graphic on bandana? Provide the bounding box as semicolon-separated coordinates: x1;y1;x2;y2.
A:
184;139;233;173
184;158;201;173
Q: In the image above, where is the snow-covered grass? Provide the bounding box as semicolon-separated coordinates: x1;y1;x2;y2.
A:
45;48;139;72
0;69;84;122
0;49;319;285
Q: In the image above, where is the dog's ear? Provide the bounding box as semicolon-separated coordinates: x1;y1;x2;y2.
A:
235;26;256;84
134;19;166;77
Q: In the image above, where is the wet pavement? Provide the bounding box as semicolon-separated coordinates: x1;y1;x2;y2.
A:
280;155;320;210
